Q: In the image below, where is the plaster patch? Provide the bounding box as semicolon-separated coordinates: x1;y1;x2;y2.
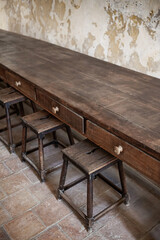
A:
54;0;66;21
71;0;82;9
129;52;146;72
94;44;105;59
82;32;95;54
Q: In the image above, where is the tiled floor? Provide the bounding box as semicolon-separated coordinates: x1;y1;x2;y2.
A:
0;106;160;240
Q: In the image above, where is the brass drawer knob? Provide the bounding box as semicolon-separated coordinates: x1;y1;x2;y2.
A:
52;106;59;114
114;145;123;155
15;81;21;87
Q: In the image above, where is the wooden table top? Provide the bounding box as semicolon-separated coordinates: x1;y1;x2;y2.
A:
0;29;160;163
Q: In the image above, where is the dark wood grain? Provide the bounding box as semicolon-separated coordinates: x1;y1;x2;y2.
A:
62;139;117;174
36;88;84;133
0;64;5;80
5;71;36;101
86;120;160;185
0;29;159;185
0;87;25;105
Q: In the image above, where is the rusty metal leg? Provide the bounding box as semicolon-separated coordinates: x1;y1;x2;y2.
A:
19;102;25;116
21;124;27;162
57;155;68;199
53;131;58;148
87;174;94;231
5;104;15;153
38;135;45;182
118;161;129;205
65;125;74;145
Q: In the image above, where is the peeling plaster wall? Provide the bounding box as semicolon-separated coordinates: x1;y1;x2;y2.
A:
0;0;160;78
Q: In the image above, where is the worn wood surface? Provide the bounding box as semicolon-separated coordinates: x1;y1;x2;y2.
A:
0;87;25;105
0;29;159;185
21;110;64;134
62;139;117;174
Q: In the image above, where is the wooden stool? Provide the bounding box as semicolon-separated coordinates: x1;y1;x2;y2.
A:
21;110;74;182
58;139;129;231
0;87;26;153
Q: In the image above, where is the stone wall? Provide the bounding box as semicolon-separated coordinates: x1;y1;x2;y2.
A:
0;0;160;77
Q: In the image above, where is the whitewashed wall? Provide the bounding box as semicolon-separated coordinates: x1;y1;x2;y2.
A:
0;0;160;78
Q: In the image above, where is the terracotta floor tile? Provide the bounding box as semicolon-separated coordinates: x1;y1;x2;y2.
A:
119;193;160;233
101;165;120;186
5;154;28;173
59;213;88;240
0;188;6;200
27;142;62;166
36;225;69;240
46;170;61;194
73;189;121;232
4;211;45;240
123;177;148;204
65;177;111;209
47;163;82;191
99;214;143;240
92;209;120;232
34;196;70;226
0;227;11;240
141;223;160;240
0;163;12;179
29;182;52;202
0;143;10;161
23;167;40;184
2;189;38;217
81;188;120;218
0;172;30;195
85;232;105;240
65;164;84;182
66;181;87;208
0;205;11;225
93;177;111;196
1;125;23;148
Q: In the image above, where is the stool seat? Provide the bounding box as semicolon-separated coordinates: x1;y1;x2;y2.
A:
0;87;25;105
62;140;117;174
22;110;65;135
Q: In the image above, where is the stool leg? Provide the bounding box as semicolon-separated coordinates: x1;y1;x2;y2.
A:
65;125;74;145
87;174;94;231
5;105;14;153
38;136;45;182
57;155;68;199
19;102;25;116
53;131;58;148
118;161;129;205
30;101;37;113
21;125;27;161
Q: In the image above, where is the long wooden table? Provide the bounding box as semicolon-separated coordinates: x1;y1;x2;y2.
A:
0;29;160;186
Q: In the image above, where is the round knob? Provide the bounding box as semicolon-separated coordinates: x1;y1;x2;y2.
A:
15;81;21;87
114;145;123;155
52;106;59;114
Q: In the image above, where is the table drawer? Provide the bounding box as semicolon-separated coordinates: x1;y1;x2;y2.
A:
0;65;5;80
36;89;84;133
5;71;36;101
86;120;160;185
